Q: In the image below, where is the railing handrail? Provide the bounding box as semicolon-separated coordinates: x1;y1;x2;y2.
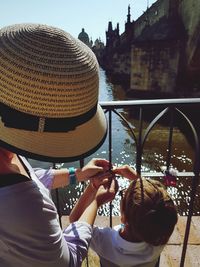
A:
100;98;200;108
142;172;195;177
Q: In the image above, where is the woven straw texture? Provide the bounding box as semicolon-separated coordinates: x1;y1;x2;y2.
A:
0;24;107;161
0;24;99;117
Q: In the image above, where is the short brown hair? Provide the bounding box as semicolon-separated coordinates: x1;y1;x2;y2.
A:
121;178;178;246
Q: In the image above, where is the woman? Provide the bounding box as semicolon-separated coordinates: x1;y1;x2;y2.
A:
0;23;113;267
0;147;116;267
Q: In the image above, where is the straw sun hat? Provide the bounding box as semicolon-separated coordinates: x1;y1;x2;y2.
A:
0;23;107;162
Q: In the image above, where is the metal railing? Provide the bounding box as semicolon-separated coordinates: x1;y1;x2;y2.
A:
55;98;200;267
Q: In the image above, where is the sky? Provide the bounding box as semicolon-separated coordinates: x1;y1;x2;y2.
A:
0;0;157;43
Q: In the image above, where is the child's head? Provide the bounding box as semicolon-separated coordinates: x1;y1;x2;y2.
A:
120;178;178;246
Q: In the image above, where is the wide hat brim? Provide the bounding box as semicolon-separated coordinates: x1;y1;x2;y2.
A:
0;105;107;162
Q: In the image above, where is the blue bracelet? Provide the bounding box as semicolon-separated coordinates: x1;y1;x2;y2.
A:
69;167;77;185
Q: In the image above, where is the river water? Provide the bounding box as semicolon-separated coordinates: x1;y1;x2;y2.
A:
29;68;199;216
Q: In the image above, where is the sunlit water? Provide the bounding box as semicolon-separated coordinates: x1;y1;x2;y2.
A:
29;68;200;216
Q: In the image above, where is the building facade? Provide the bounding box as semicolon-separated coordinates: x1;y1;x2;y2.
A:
100;0;200;97
78;28;93;48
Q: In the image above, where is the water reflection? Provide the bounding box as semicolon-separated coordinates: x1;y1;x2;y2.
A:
29;68;198;216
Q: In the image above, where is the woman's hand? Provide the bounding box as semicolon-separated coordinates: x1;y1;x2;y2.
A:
113;165;138;180
76;158;111;182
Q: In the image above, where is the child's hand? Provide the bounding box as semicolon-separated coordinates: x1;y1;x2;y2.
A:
95;178;118;207
90;170;114;189
112;165;138;180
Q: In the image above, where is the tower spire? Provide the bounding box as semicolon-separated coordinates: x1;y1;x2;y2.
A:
108;21;113;31
127;4;131;23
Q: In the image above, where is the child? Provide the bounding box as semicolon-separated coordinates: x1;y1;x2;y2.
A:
69;165;178;267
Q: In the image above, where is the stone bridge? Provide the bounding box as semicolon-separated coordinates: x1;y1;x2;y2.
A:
100;0;200;96
130;0;200;95
180;0;200;84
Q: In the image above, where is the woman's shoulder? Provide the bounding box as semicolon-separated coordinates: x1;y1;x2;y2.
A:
0;173;30;187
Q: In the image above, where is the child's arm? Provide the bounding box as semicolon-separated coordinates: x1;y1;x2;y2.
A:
69;177;118;225
69;183;96;224
113;165;139;180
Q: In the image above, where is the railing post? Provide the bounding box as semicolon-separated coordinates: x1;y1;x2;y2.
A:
136;107;143;175
180;126;200;267
180;173;199;266
79;158;90;267
166;106;174;169
108;109;113;228
53;163;62;227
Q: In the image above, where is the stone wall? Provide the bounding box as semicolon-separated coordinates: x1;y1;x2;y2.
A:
134;0;169;39
101;0;200;95
113;52;130;75
130;0;184;94
131;41;181;93
179;0;200;66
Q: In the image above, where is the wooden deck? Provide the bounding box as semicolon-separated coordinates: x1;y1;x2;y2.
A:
61;216;200;267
